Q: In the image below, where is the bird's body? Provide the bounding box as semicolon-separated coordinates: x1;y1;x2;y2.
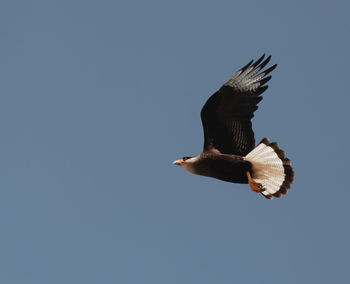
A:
181;153;251;184
173;55;294;199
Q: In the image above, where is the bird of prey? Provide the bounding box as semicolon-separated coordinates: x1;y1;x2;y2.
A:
173;55;294;199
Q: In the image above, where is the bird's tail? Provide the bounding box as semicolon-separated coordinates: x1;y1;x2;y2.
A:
244;138;294;199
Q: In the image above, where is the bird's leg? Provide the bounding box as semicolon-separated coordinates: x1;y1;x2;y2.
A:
246;171;263;193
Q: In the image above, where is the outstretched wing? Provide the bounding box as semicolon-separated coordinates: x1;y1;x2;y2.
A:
201;55;277;156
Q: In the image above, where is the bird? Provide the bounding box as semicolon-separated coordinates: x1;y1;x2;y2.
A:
172;55;294;199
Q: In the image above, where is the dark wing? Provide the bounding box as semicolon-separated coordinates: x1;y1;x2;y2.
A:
200;54;277;156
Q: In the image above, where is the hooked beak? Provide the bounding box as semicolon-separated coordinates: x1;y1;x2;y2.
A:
172;158;184;165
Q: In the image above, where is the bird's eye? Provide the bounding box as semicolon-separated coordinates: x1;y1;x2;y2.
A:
183;157;191;161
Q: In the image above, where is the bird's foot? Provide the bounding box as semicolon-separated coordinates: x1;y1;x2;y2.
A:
246;171;263;193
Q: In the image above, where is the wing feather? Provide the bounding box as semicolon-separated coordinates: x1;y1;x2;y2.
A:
201;55;277;155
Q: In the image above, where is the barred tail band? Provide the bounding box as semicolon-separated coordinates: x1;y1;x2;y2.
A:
244;138;294;199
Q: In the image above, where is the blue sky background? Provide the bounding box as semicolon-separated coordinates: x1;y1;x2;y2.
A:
1;0;349;283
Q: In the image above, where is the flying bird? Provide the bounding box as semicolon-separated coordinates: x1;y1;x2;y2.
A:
173;55;294;199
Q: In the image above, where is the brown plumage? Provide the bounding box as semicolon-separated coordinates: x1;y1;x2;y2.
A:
173;55;294;199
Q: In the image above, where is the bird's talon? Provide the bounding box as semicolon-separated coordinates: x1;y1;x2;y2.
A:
246;171;263;193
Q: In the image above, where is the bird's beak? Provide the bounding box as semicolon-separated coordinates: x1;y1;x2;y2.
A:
172;158;184;165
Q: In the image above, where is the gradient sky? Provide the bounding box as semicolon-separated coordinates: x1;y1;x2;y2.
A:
1;0;350;283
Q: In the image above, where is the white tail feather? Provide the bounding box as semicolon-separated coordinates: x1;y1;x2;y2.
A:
244;142;285;198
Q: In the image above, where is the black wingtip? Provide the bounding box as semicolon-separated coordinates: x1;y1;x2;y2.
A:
252;54;265;67
240;59;254;72
259;55;272;70
258;76;272;86
264;64;277;75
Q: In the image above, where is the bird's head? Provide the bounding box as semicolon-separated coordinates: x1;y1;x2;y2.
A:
172;156;199;174
172;156;192;166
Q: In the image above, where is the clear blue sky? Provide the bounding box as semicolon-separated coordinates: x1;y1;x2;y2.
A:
1;0;349;283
